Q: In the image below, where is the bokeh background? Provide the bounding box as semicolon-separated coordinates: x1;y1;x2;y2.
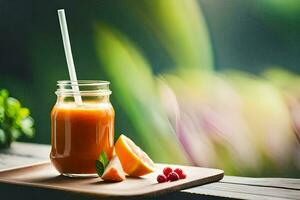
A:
1;0;300;177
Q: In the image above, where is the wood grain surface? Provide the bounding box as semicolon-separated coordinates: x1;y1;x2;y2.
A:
0;162;224;197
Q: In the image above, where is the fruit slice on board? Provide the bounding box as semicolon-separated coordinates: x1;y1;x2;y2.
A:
115;134;155;177
101;155;126;182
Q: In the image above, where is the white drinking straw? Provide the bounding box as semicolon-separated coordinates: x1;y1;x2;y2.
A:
57;9;82;104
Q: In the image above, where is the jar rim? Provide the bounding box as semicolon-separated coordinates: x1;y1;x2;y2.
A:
57;80;110;86
56;80;111;96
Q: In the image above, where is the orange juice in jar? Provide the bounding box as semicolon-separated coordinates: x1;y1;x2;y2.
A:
50;80;114;177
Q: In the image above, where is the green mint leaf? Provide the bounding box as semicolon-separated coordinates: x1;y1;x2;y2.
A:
99;151;109;167
95;151;109;177
95;160;105;177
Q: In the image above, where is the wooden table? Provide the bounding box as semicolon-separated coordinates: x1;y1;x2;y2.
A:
0;142;299;200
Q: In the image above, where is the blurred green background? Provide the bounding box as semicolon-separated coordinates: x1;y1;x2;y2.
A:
1;0;300;177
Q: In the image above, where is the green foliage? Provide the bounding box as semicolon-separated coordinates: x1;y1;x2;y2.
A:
0;89;35;148
96;151;109;177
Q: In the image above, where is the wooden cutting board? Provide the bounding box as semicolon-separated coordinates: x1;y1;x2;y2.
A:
0;162;223;197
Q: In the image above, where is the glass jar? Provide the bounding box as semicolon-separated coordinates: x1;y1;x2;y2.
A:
50;80;114;177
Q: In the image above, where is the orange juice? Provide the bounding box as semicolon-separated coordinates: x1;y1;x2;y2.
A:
50;103;114;175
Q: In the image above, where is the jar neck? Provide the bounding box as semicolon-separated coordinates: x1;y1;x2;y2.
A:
55;80;111;105
56;95;110;105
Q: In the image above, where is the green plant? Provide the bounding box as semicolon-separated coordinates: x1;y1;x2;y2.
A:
0;89;34;148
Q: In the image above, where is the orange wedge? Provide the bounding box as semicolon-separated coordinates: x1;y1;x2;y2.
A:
115;134;155;177
101;155;126;182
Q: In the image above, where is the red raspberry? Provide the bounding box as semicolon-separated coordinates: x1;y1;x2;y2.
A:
163;167;173;176
157;174;167;183
167;172;179;182
179;173;187;179
174;168;183;176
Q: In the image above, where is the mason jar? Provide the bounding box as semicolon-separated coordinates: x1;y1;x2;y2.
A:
50;80;114;177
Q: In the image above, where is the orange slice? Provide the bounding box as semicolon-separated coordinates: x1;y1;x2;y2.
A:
115;134;155;177
101;155;126;182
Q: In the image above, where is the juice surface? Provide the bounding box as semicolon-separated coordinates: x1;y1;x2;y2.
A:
50;103;114;174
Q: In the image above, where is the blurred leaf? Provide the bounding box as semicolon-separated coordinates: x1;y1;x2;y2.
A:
0;106;4;123
15;107;30;127
10;128;21;141
20;117;35;137
263;67;300;96
6;97;21;118
222;70;296;166
94;23;187;163
0;89;8;107
19;107;30;118
0;129;6;144
127;0;214;71
0;89;34;148
0;89;9;99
